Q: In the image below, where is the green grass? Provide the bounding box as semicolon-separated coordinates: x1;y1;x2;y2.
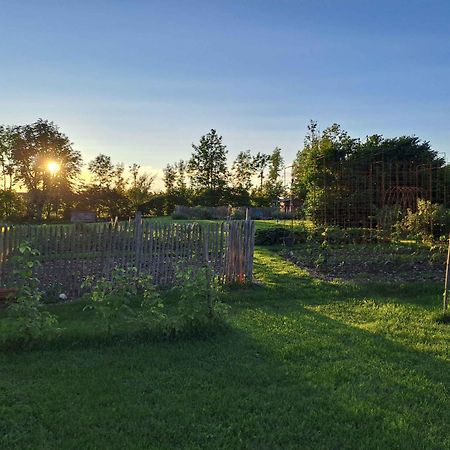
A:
1;248;450;449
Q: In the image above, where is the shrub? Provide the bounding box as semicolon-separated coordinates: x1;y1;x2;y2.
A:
82;267;164;335
255;227;294;245
7;243;59;343
171;264;228;334
399;199;450;242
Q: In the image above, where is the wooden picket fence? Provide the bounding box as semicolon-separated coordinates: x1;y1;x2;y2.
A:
0;219;255;297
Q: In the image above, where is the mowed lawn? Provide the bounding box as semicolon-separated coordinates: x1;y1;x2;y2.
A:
1;248;450;449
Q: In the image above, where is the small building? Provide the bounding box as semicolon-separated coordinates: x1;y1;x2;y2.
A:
70;210;96;223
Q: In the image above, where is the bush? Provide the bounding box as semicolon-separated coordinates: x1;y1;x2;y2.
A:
172;205;229;220
255;227;295;245
6;243;59;344
82;267;164;335
170;264;228;335
399;199;450;242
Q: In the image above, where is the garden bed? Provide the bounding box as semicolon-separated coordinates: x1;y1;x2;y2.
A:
282;242;446;283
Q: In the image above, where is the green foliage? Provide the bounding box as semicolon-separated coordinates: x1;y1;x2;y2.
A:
255;227;297;245
7;119;82;220
88;154;115;188
82;267;164;335
231;150;254;192
255;223;378;246
126;163;155;210
0;189;26;220
292;121;445;226
252;151;271;189
188;129;229;199
320;226;369;245
81;157;157;218
171;264;228;334
163;161;193;214
264;147;285;201
7;242;59;343
400;199;450;242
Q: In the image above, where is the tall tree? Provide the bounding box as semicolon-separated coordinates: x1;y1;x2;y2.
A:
231;150;254;192
0;125;16;190
114;163;126;192
163;163;177;194
88;154;115;188
163;161;192;213
264;147;285;201
9;119;82;219
174;159;188;192
188;129;229;193
252;152;271;188
127;163;155;209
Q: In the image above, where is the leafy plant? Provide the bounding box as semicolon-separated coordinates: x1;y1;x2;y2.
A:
7;242;59;342
172;263;228;332
400;199;450;242
82;267;164;335
255;227;295;245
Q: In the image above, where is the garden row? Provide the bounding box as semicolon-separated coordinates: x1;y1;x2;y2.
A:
255;200;450;246
1;242;228;351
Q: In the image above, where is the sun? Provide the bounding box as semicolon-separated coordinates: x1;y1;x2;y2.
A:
47;161;60;175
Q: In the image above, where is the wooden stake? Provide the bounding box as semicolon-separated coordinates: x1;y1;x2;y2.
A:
443;236;450;314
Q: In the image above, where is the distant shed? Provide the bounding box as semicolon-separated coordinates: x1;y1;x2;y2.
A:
70;210;96;223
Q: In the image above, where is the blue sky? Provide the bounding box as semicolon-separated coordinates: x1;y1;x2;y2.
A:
1;0;450;183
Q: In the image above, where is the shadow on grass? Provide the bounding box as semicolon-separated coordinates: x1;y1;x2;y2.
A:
2;305;449;448
1;248;450;448
238;247;443;311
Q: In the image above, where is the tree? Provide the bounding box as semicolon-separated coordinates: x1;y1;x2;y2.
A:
163;161;192;213
231;150;254;192
264;147;285;201
83;155;138;218
0;126;16;190
0;190;25;219
188;129;229;204
163;163;177;193
252;152;271;189
292;121;443;226
88;154;115;188
9;119;82;220
78;185;129;219
126;163;155;210
114;163;126;192
175;160;188;192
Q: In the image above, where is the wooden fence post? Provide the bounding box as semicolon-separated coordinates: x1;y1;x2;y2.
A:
134;211;143;272
202;224;213;316
443;236;450;314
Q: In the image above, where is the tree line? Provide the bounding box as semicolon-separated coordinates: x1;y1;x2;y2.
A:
1;118;445;224
0;120;286;221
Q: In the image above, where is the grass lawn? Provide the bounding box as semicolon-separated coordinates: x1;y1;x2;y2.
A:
1;248;450;449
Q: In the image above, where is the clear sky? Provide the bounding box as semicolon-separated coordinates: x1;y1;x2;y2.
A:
1;0;450;185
